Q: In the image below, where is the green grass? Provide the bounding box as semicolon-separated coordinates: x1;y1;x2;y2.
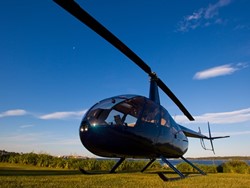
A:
0;162;250;188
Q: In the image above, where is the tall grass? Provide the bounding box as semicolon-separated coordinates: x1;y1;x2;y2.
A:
1;152;249;174
176;160;250;174
0;152;161;171
217;160;250;174
176;162;217;173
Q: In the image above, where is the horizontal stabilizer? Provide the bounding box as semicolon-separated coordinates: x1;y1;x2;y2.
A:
179;123;230;140
210;135;230;140
179;124;208;139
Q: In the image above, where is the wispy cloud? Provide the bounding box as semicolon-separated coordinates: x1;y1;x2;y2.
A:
175;107;250;124
20;124;34;129
0;109;27;118
177;0;232;32
0;108;88;121
2;132;46;142
234;24;250;31
39;110;87;120
193;63;248;80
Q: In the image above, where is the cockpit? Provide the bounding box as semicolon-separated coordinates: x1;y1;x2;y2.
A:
81;94;173;132
83;95;144;128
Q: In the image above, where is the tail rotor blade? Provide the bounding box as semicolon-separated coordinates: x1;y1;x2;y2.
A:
208;122;212;138
208;122;215;154
210;139;215;154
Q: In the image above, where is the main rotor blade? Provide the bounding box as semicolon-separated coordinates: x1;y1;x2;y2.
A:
157;78;194;121
53;0;151;74
53;0;195;121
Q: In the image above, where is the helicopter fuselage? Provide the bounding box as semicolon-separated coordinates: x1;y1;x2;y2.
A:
79;95;188;158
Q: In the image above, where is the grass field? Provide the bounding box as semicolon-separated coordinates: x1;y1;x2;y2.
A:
0;162;250;188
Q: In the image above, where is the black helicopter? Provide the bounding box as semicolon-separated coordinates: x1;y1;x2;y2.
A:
53;0;229;178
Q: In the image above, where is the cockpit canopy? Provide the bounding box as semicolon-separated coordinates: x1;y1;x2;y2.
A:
84;95;142;127
83;95;172;128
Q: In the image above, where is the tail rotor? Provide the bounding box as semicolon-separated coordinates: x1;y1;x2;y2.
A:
208;122;215;154
199;122;229;154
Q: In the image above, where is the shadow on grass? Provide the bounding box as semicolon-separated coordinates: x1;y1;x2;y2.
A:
78;168;204;182
145;171;203;181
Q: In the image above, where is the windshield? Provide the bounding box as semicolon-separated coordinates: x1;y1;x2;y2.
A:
85;95;145;127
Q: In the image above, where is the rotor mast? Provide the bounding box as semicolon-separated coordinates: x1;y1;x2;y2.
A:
149;73;160;105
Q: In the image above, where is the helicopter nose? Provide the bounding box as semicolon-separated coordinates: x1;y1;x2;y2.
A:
80;121;89;132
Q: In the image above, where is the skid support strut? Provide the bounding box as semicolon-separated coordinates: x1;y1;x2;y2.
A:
141;158;156;172
110;157;125;173
161;157;185;178
181;156;206;175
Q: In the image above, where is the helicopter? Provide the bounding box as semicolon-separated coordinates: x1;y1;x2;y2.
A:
53;0;229;178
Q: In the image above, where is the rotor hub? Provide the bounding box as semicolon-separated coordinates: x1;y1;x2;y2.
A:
149;72;158;81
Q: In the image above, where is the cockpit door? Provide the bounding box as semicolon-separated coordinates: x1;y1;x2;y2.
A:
135;98;161;144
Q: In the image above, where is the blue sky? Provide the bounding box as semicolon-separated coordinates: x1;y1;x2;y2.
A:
0;0;249;158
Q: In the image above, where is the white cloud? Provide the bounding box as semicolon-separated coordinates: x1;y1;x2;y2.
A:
204;0;231;19
177;0;232;32
0;109;27;118
39;110;87;120
0;108;88;121
193;63;248;80
175;107;250;124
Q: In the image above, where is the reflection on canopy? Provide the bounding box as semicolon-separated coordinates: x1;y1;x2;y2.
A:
84;95;174;129
85;95;144;127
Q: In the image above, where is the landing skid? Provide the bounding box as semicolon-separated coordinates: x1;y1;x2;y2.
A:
79;167;110;175
161;157;185;178
180;156;206;175
79;158;157;174
141;158;156;172
110;157;125;173
160;156;206;179
78;156;206;180
79;157;126;174
79;167;90;174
